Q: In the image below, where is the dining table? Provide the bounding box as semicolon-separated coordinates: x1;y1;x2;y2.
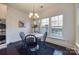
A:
25;33;44;41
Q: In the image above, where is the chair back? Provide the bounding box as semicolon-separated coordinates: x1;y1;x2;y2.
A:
19;32;25;41
43;32;47;42
25;34;37;47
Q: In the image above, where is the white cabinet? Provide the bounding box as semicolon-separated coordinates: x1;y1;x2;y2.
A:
0;4;7;49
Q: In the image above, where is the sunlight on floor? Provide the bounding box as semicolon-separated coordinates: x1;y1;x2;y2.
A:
53;50;63;55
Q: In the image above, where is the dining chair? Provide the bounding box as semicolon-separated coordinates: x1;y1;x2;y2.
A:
19;32;25;41
19;32;28;54
42;32;47;48
25;34;39;54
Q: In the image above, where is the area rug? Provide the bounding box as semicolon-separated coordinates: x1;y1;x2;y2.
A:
16;42;55;55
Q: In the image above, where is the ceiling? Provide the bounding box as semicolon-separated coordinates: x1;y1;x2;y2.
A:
7;3;56;14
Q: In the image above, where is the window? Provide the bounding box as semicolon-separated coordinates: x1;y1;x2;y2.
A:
51;15;63;39
33;20;40;33
33;14;63;39
40;18;49;34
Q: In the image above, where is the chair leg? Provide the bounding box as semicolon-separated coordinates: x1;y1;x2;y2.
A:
43;42;46;48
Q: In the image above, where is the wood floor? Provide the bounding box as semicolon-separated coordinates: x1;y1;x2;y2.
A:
0;41;76;55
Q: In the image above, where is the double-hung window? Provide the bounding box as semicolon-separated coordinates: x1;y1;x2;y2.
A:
40;18;49;34
33;19;40;33
51;15;63;39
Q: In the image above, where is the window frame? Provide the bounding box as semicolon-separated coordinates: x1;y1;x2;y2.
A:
40;18;49;34
50;14;63;39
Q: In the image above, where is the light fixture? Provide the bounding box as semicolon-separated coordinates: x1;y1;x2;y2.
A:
29;4;39;19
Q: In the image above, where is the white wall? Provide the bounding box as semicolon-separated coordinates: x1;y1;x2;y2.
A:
75;4;79;54
6;6;31;44
0;4;7;19
76;4;79;45
39;4;75;49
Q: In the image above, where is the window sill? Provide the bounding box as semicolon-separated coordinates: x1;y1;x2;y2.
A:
47;36;63;40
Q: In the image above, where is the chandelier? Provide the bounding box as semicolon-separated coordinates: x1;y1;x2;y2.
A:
29;4;39;19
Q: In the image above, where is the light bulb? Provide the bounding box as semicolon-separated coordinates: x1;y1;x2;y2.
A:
37;15;39;18
35;13;39;18
35;13;38;16
30;13;33;16
29;13;33;18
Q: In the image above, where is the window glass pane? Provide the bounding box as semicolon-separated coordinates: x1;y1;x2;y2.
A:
51;15;63;39
34;20;36;25
51;17;55;26
54;16;59;26
41;18;49;27
33;20;40;33
40;18;49;34
59;15;63;26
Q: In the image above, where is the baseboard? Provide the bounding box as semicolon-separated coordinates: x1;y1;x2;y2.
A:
7;39;21;45
75;43;79;55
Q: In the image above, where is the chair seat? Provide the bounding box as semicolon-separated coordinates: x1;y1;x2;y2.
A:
30;44;39;51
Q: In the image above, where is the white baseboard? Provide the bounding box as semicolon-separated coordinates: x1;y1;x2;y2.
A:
0;43;7;49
